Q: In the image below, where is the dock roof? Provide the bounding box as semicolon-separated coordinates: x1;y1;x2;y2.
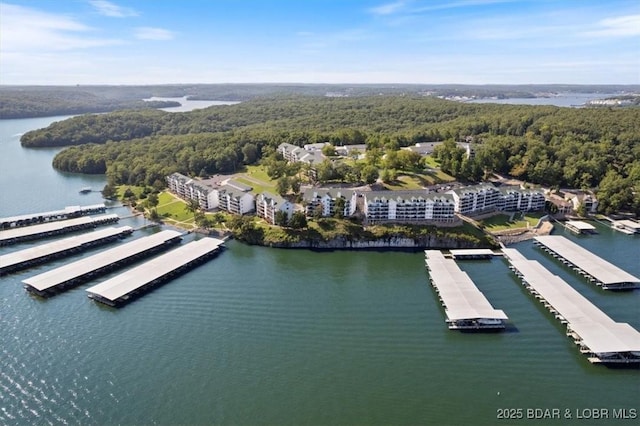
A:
0;204;106;226
534;235;640;286
449;249;496;259
425;250;508;321
565;220;596;231
504;249;640;355
1;226;132;272
0;214;119;244
86;237;224;303
23;230;182;292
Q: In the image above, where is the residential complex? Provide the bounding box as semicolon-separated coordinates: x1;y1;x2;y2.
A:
166;173;255;215
364;191;456;223
256;192;295;224
303;189;357;217
448;185;545;216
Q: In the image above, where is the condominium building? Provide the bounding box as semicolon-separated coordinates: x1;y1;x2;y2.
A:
447;184;500;215
256;192;295;224
166;172;217;210
496;187;546;212
303;188;357;217
363;191;456;223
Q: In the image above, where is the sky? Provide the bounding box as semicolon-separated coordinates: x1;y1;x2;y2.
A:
0;0;639;85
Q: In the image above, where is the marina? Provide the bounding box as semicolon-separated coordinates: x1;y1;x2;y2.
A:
534;235;640;290
564;220;597;234
23;230;183;296
0;214;119;246
424;250;508;330
0;226;133;275
86;237;225;307
0;204;106;229
611;219;640;235
504;248;640;365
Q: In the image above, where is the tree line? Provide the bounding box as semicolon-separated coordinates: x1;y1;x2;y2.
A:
34;95;640;215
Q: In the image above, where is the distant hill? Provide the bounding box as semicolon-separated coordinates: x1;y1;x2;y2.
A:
2;83;638;119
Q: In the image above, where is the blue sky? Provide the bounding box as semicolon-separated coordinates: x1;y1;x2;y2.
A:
1;0;638;85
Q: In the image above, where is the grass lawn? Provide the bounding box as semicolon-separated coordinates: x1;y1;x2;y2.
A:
480;212;545;231
239;165;278;194
245;165;274;183
383;174;425;190
116;185;146;199
155;192;195;224
234;177;276;195
422;155;441;168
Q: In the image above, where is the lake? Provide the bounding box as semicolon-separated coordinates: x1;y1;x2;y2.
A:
0;116;638;425
467;93;620;107
144;96;240;112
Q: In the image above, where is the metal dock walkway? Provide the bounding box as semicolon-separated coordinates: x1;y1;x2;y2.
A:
503;248;640;365
23;230;182;296
86;237;224;307
534;235;640;290
0;214;119;246
425;250;508;330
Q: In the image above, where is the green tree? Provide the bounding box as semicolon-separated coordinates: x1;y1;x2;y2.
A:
274;210;289;226
333;197;346;219
322;144;337;157
288;211;308;229
360;165;379;184
184;198;201;221
102;183;117;199
147;192;159;208
276;176;290;196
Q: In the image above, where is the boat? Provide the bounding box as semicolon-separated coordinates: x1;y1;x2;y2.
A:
79;187;92;194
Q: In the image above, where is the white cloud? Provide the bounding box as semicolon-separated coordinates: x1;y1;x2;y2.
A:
582;14;640;38
88;0;137;18
134;27;176;41
0;3;123;52
369;1;407;16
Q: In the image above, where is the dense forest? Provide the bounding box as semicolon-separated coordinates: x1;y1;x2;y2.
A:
3;83;637;119
21;95;640;215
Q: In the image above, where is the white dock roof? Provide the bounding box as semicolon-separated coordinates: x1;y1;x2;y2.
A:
449;249;495;258
507;252;640;355
0;214;119;243
0;204;106;225
86;238;224;303
0;226;132;271
565;220;596;231
534;235;640;286
425;250;508;321
23;230;181;292
614;220;640;230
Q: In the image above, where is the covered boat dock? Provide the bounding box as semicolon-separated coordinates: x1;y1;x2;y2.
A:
0;214;119;246
448;249;497;260
0;204;107;230
0;226;133;275
564;220;597;234
503;248;640;365
534;235;640;290
424;250;508;330
23;230;182;296
86;237;224;307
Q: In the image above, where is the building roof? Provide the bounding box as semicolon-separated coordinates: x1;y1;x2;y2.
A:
258;192;287;206
534;235;640;286
23;230;181;291
303;188;355;201
449;184;499;196
0;204;106;226
365;191;454;203
425;250;508;322
225;179;252;192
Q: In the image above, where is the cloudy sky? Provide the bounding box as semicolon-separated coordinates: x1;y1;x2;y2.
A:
1;0;638;85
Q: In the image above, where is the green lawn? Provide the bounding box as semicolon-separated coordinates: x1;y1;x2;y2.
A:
234;177;276;195
155;192;195;224
383;174;425;190
116;185;146;199
480;212;545;231
239;165;278;194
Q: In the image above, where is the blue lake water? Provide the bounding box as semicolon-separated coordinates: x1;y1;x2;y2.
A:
0;115;638;425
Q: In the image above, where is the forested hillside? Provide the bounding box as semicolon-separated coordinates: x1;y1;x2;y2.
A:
24;95;640;214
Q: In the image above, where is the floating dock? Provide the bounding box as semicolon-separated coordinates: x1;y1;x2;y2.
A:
0;204;106;230
424;250;508;330
86;237;224;307
612;219;640;235
503;248;640;365
0;214;119;246
23;230;182;296
448;249;497;260
0;226;133;275
564;220;597;234
534;235;640;290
